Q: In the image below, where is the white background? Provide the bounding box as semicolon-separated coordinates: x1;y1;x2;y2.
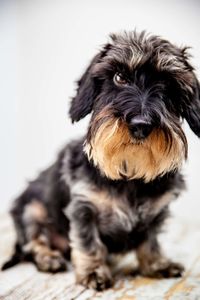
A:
0;0;200;220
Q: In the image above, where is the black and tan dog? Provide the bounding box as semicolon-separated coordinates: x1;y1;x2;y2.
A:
3;31;200;291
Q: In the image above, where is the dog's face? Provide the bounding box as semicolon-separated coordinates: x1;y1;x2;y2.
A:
69;31;200;182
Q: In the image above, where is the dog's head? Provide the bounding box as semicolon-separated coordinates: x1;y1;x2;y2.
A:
69;31;200;182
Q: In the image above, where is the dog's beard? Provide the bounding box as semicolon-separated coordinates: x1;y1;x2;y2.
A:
84;111;187;182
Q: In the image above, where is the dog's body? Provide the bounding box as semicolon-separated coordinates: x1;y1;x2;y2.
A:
3;31;200;290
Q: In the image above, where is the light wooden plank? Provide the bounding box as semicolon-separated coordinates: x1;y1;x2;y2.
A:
0;264;37;297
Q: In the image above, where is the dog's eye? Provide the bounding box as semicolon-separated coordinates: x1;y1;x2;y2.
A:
113;73;128;86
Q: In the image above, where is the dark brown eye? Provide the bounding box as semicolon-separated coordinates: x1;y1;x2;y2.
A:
113;73;128;86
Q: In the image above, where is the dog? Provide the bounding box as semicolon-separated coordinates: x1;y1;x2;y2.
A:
2;31;200;291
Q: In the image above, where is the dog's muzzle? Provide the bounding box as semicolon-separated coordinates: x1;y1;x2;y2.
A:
128;116;153;139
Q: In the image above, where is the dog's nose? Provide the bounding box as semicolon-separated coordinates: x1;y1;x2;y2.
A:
129;117;153;139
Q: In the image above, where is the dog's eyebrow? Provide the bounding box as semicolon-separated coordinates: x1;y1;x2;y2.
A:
91;59;133;81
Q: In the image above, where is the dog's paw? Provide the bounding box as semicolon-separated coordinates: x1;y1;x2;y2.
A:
34;249;67;272
154;261;184;278
77;265;113;291
141;260;184;278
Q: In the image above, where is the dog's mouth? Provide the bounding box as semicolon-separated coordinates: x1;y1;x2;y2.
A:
129;137;145;146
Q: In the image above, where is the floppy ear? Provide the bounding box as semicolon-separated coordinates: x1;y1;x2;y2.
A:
174;47;200;137
69;52;103;123
181;77;200;137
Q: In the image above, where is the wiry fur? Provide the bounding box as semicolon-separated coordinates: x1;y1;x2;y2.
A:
2;31;200;291
84;106;186;181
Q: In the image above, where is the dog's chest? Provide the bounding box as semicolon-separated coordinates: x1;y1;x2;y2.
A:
69;180;174;245
97;196;136;233
77;184;173;235
90;188;173;253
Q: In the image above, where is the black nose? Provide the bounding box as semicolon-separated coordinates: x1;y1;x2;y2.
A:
129;117;153;139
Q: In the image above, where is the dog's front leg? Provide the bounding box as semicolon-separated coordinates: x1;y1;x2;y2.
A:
136;234;184;278
67;200;112;290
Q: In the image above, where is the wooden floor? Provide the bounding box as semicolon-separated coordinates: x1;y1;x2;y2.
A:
0;214;200;300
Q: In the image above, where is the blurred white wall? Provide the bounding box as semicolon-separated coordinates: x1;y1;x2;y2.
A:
0;0;200;220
